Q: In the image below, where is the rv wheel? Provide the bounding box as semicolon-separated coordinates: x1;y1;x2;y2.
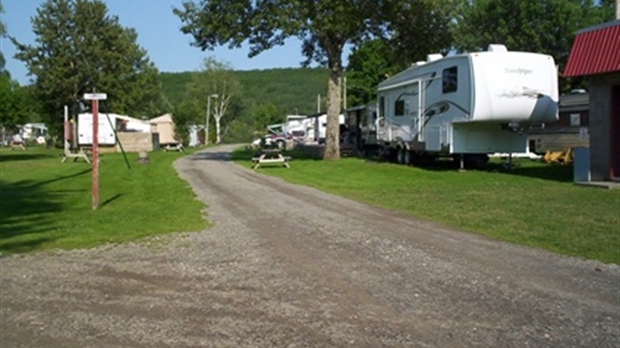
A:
403;151;412;166
397;148;407;165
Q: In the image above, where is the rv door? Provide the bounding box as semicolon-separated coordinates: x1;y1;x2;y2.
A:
375;96;388;141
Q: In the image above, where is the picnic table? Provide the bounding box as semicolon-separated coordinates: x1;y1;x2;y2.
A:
252;149;291;169
10;134;26;151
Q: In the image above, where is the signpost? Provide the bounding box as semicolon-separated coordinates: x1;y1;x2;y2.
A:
83;92;107;210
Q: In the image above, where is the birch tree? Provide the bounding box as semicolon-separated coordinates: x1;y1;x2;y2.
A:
188;57;242;144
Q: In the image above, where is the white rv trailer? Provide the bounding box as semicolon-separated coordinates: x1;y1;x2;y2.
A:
305;113;346;143
373;44;559;166
78;113;150;146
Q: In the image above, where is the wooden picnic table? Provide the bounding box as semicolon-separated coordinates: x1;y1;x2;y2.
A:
252;149;291;169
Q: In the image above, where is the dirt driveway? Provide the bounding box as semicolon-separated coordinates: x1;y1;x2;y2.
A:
1;145;618;347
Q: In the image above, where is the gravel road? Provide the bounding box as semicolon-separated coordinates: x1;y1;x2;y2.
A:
1;144;618;347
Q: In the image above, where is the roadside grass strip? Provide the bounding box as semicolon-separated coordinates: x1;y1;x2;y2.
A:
0;146;208;255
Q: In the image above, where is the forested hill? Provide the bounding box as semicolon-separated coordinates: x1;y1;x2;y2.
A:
160;67;330;116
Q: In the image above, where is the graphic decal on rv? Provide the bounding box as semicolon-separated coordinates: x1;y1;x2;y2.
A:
498;87;544;99
423;101;471;124
505;68;533;75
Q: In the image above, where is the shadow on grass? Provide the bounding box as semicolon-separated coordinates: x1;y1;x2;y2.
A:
419;158;573;182
484;162;573;182
0;169;90;254
0;152;59;163
101;193;123;207
0;237;56;255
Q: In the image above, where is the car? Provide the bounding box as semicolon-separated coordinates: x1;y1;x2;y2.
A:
263;133;289;149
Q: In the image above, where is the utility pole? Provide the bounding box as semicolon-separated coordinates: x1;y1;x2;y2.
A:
205;94;219;145
84;92;107;210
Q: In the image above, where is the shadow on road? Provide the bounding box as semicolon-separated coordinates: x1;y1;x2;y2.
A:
190;151;233;162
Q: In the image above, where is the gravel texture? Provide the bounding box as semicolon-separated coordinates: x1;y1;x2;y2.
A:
1;144;618;347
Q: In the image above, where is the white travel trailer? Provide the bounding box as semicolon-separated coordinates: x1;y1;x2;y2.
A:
306;113;346;143
16;123;49;144
78;113;150;146
372;44;559;166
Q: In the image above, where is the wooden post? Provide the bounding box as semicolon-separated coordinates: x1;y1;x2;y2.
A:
92;98;99;210
84;92;107;210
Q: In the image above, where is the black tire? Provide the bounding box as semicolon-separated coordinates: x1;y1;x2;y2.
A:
403;150;412;166
397;147;411;165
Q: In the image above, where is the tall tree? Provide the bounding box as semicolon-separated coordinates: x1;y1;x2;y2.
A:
0;4;42;133
251;102;282;132
386;0;456;65
187;57;242;144
345;0;455;108
0;3;7;75
174;0;407;160
11;0;163;136
452;0;615;91
0;76;41;131
345;40;397;107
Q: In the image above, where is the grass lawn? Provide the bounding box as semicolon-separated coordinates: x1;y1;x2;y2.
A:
0;146;208;255
234;148;620;264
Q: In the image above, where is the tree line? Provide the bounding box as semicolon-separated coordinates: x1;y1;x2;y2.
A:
1;0;615;152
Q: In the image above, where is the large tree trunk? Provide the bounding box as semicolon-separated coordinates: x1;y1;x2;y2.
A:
324;57;342;160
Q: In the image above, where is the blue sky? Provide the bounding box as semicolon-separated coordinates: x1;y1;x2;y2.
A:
2;0;343;85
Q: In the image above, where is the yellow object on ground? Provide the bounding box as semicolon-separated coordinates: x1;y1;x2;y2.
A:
543;148;573;164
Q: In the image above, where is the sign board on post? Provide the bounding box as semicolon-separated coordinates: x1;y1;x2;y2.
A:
84;92;107;210
84;93;108;100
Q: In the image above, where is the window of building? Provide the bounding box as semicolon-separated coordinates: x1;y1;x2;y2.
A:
570;113;581;127
442;67;458;94
379;97;385;118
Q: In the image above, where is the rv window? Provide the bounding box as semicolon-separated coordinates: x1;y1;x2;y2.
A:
394;100;405;116
442;67;458;94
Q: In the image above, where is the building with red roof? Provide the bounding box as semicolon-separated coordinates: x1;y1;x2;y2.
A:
564;19;620;182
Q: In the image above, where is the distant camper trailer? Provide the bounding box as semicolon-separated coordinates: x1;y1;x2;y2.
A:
20;123;48;141
528;90;589;153
364;44;559;166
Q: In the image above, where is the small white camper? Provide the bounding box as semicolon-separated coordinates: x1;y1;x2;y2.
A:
78;113;150;146
370;44;559;166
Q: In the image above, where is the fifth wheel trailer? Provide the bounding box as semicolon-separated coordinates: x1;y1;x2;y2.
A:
369;44;559;167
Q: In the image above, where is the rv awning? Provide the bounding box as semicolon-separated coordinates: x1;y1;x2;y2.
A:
563;20;620;77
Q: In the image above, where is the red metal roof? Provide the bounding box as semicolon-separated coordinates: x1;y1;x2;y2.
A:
563;20;620;77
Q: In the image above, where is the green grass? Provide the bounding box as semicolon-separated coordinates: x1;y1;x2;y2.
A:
3;145;618;264
0;146;208;255
234;148;620;264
